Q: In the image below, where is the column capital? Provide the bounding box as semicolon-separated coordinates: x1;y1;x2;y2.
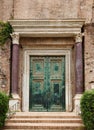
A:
11;32;19;45
75;33;84;43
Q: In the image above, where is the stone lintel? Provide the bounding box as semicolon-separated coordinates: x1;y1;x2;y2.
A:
9;19;85;38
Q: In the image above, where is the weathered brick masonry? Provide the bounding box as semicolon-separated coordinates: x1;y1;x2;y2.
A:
0;40;11;94
84;24;94;89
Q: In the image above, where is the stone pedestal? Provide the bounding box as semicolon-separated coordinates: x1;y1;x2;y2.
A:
9;98;20;112
74;94;82;115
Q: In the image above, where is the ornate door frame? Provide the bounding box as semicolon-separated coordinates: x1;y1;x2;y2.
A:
22;49;72;112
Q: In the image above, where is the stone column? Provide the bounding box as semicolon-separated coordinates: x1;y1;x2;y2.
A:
75;33;84;94
11;32;19;97
74;33;84;115
10;32;20;111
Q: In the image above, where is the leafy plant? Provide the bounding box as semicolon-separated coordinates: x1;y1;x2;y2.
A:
0;21;13;45
0;92;9;128
80;90;94;130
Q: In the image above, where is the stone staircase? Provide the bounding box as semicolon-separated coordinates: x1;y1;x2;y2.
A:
4;112;85;130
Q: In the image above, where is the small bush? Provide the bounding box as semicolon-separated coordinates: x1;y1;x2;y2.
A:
0;21;13;45
80;90;94;130
0;92;9;128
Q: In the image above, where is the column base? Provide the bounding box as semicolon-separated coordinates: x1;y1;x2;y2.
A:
74;94;82;115
9;94;21;112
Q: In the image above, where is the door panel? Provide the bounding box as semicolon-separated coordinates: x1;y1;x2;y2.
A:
29;56;65;112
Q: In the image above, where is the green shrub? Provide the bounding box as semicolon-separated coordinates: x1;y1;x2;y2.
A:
0;21;13;45
0;92;9;128
80;90;94;130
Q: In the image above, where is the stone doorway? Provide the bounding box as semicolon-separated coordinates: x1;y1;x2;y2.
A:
9;19;84;113
22;49;72;112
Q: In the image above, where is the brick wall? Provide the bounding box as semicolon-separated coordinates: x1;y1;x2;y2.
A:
84;24;94;90
0;39;11;94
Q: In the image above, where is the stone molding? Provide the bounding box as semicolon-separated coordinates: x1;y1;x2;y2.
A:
11;32;19;44
9;19;85;37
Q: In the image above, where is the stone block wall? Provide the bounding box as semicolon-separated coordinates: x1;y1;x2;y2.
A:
0;0;13;21
0;0;93;23
13;0;93;23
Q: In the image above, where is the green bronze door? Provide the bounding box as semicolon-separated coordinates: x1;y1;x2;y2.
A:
29;56;65;112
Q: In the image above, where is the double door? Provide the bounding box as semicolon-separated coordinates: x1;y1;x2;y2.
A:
29;56;65;111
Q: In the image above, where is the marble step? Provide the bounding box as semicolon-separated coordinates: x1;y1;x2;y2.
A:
4;122;85;130
6;118;82;123
13;112;81;118
4;112;86;130
4;129;85;130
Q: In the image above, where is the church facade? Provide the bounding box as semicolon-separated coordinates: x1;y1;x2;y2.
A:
0;0;94;114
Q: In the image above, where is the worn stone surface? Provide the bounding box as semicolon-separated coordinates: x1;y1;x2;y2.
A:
78;0;93;23
13;0;93;23
84;24;94;90
0;0;3;20
0;0;13;21
14;0;79;19
0;0;93;23
0;40;11;94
